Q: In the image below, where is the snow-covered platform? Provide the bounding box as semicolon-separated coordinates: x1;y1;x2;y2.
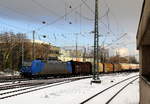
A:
0;72;139;104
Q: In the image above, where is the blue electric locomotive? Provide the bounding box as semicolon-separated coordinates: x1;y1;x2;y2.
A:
20;60;72;77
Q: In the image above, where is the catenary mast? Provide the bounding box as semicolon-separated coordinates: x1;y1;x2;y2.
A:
92;0;101;83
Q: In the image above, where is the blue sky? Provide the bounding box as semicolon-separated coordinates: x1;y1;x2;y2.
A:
0;0;143;57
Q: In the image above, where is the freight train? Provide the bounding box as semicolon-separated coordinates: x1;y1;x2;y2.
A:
20;59;139;77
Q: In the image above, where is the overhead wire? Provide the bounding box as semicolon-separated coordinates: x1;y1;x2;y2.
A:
0;0;67;35
102;0;125;34
31;0;59;17
0;4;47;37
0;0;81;38
28;0;88;33
105;33;128;47
80;0;118;41
2;0;103;43
80;4;82;34
0;0;124;48
0;11;35;33
0;0;94;47
98;0;127;48
80;0;110;21
99;8;110;47
0;20;28;32
22;0;89;44
65;0;67;21
72;0;113;47
75;8;109;22
0;4;41;23
81;0;94;14
80;0;116;49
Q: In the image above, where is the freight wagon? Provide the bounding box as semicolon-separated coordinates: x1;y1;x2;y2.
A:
103;63;114;73
97;63;139;73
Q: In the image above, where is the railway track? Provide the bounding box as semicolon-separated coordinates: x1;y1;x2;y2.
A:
0;76;28;83
0;76;91;100
0;75;91;90
0;71;136;84
80;75;139;104
0;81;44;90
105;78;138;104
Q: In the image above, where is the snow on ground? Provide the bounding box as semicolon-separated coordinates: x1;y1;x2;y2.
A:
110;79;139;104
85;75;139;104
0;72;139;104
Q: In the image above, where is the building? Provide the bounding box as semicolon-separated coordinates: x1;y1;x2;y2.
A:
58;48;93;62
137;0;150;103
29;40;60;60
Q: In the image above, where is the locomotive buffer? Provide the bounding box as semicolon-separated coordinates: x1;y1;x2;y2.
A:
91;0;101;84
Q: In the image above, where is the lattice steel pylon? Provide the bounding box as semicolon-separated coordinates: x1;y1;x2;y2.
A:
92;0;101;82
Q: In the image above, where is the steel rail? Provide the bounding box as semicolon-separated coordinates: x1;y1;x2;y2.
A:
80;75;139;104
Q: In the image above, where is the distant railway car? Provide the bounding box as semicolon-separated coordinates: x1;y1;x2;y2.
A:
69;61;81;74
69;61;92;75
104;63;113;72
113;64;121;72
135;64;139;70
120;63;130;71
129;64;135;70
98;63;104;73
84;62;92;74
130;64;139;70
136;64;140;69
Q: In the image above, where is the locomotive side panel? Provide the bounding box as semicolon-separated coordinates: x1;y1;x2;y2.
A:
39;62;71;75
